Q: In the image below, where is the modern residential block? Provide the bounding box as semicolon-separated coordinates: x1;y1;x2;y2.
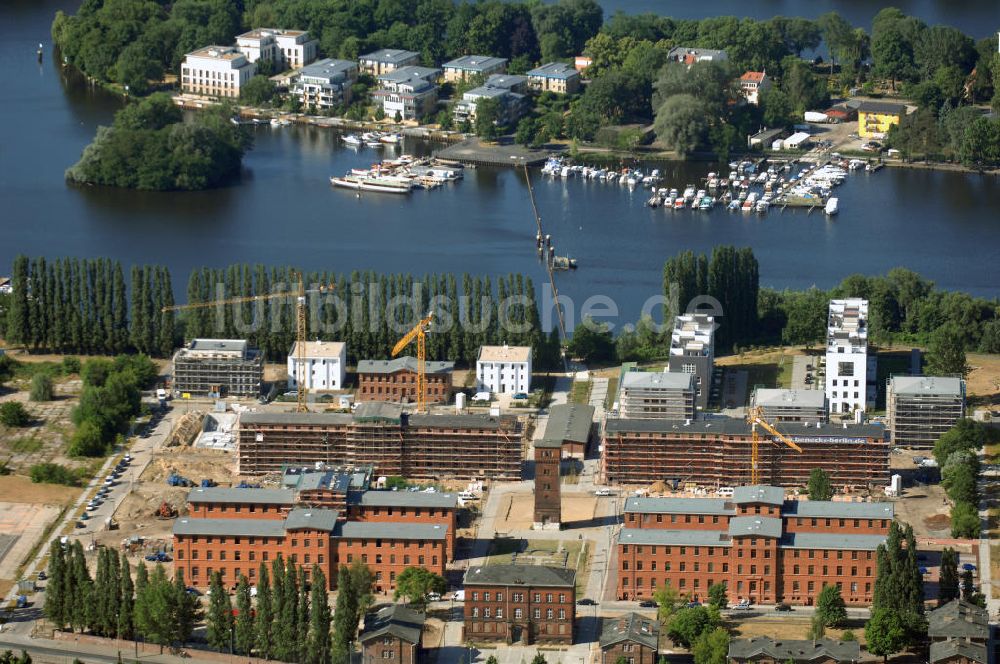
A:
452;75;528;125
825;299;874;415
356;357;454;404
666;47;728;65
751;388;827;424
463;564;575;645
287;340;346;391
887;376;966;449
617;486;893;605
618;370;695;421
477;345;532;395
668;314;715;410
235;28;318;70
373;66;441;121
442;55;507;82
526;62;581;94
291;58;358;109
180;47;256;99
172;339;263;397
359;49;421;76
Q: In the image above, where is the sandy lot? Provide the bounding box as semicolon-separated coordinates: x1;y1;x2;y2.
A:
492;492;598;532
0;475;79;505
727;614;865;644
966;353;1000;404
891;484;951;539
0;502;63;587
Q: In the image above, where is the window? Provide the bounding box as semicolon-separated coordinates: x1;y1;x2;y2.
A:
514;608;522;619
533;609;540;619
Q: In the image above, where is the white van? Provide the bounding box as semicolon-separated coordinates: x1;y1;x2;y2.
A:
716;487;735;498
458;491;478;500
472;392;491;403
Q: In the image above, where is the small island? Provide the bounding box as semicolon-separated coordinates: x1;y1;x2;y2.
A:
66;93;251;191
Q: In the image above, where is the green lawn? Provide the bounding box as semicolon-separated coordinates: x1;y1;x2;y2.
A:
569;380;592;405
485;538;590;595
604;375;619;410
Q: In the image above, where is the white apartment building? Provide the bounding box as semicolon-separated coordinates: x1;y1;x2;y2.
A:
235;28;318;70
287;340;347;391
825;299;875;415
738;70;772;105
180;46;256;99
292;58;358;108
452;77;527;125
476;345;532;395
372;66;440;121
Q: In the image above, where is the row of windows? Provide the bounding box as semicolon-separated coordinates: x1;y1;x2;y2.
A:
188;565;312;581
198;504;285;514
183;68;240;81
470;607;568;620
179;549;325;564
631;514;883;529
345;554;437;567
623;560;729;573
620;545;874;560
469;591;568;603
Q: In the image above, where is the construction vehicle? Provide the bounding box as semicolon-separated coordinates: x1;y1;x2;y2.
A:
166;473;194;487
161;272;334;413
746;406;803;485
200;479;217;487
391;311;434;412
155;501;178;519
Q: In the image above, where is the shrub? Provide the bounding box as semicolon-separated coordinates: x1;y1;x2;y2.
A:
61;356;81;375
29;463;79;486
30;374;54;402
67;420;106;457
0;402;30;427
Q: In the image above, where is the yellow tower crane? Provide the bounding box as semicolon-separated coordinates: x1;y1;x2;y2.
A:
746;405;804;485
391;311;434;413
162;272;333;413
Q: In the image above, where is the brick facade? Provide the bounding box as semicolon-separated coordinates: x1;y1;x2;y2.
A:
357;358;453;404
463;565;575;645
533;441;561;527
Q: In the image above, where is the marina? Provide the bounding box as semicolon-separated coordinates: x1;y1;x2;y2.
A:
330;154;465;195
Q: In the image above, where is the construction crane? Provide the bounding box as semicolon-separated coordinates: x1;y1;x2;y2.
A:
391;311;434;413
746;406;804;485
162;273;333;413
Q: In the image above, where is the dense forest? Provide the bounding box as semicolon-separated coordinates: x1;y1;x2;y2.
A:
66;93;251;191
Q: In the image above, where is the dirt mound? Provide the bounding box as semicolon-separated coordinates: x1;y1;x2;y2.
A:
924;514;951;530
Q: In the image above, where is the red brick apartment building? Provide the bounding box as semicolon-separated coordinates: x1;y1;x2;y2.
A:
237;403;524;480
616;485;892;606
356;357;454;404
360;605;426;664
463;565;576;646
176;483;455;593
602;417;888;490
599;613;659;664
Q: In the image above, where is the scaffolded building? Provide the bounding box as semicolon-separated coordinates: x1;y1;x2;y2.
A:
751;388;828;424
237;402;524;480
602;416;889;490
172;339;263;397
618;371;696;421
887;376;966;449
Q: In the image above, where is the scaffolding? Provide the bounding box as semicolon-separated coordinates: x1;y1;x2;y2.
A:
887;376;965;449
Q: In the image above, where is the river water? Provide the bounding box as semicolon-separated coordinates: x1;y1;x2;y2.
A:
1;0;998;331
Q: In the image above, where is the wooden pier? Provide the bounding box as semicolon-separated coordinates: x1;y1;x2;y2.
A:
434;138;557;167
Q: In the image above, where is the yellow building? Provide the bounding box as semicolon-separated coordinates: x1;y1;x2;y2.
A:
857;101;907;139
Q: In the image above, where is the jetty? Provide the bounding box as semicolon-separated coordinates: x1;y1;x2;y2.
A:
435;138;555;167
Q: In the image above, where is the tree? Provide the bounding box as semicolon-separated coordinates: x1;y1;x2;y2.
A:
866;608;908;661
173;570;200;646
807;468;834;501
254;564;274;659
44;541;68;629
530;655;547;664
951;501;980;538
938;548;960;605
960;568;976;601
841;630;856;641
120;555;135;640
692;627;729;664
942;450;979;505
653;583;681;622
566;318;614;364
234;575;254;656
241;76;276;106
666;606;718;648
393;567;447;609
0;402;30;427
707;583;727;611
29;374;54;401
926;323;969;377
474;97;502;142
206;571;234;651
815;585;848;627
654;94;708;158
306;566;332;664
933;419;987;468
806;614;825;640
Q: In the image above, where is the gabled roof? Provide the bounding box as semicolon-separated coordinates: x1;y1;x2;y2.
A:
625;497;732;516
782;500;894;520
540;404;594;446
357;356;454;375
728;516;783;539
360;605;425;645
618;528;731;547
741;71;766;82
729;637;860;663
174;517;286;538
349;490;458;509
336;521;448;541
928;599;989;639
929;639;987;664
733;485;785;506
186;487;295;505
464;564;575;588
600;613;659;650
285;508;340;532
779;532;886;551
857;100;906;115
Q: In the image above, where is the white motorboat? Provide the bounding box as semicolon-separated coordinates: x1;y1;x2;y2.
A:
824;197;839;215
342;134;363;146
330;174;413;194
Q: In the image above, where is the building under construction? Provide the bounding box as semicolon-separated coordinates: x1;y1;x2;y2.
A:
887;376;966;449
618;370;695;421
602;416;888;490
750;388;827;424
172;339;263;397
237;402;524;479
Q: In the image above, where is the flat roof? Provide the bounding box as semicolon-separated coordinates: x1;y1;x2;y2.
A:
299;58;356;80
622;371;693;391
237;28;308;40
857;101;906;114
540;403;594;446
360;49;419;64
890;375;964;397
240;409;516;430
444;55;507;71
186;487;295;505
240;411;354;426
337;521;448;541
733;485;785;505
185;46;247;63
350;490;458;509
527;62;579;79
603;415;885;439
357;357;454;375
290;340;345;359
484;74;528;89
378;66;441;84
780;532;886;551
618;528;731;547
188;339;248;353
478;345;531;363
753;388;826;409
464;564;575;588
782;500;894;520
625;497;732;516
729;516;783;538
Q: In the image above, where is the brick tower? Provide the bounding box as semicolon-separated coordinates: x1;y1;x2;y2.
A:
533;439;561;529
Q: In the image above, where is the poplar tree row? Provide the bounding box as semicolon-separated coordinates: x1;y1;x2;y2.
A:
865;522;927;659
44;540;199;649
185;266;560;368
5;255;172;357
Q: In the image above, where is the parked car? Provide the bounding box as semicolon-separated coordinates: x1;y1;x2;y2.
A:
512;393;528;400
145;552;171;563
686;601;702;608
963;563;977;571
86;503;98;511
775;603;792;612
638;600;658;608
577;598;597;606
594;488;612;496
37;571;47;581
731;601;753;610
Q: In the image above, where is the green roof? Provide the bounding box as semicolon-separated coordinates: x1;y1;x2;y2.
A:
729;637;860;663
360;605;425;645
600;613;659;650
464;564;575;588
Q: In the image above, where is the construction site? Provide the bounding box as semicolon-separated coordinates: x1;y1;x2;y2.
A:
601;415;890;492
236;402;526;480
